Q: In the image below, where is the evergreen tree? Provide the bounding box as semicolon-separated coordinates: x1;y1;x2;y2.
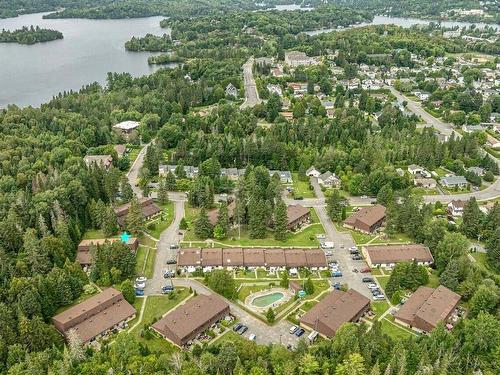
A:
304;277;314;295
274;199;288;241
376;183;393;206
120;176;134;202
461;198;483;239
280;269;289;288
165;171;177;191
119;279;136;304
266;307;276;323
125;197;144;235
157;177;169;205
101;206;118;237
326;190;345;222
194;208;212;239
249;198;268;238
216;202;229;238
486;227;500;271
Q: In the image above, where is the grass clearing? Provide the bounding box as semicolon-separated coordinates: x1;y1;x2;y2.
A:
82;229;106;239
135;246;156;278
290;173;316;198
371;301;390;319
380;319;415;340
375;276;390;290
145;201;174;239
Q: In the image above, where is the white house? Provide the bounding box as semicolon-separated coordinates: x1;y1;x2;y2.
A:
284;51;318;67
306;166;321;178
267;84;283;97
318;171;341;188
467;167;485;177
448;200;467;217
225;83;238;98
440;176;468;189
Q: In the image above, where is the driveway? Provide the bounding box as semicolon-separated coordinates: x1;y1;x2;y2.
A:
145;198;185;295
314;206;374;299
240;57;262;109
126;142;152;197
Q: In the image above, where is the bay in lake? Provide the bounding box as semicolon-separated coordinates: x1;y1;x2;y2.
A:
0;13;170;108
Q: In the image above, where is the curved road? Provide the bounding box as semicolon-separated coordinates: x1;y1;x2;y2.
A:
126;141;152;197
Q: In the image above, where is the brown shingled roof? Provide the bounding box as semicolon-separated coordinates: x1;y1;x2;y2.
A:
344;204;386;228
243;248;265;266
177;248;202;267
152;294;229;346
395;285;461;332
52;288;136;343
222;248;244;267
264;248;285;267
300;289;370;338
364;244;433;265
286;205;310;225
285;249;307;267
305;249;328;268
201;248;223;266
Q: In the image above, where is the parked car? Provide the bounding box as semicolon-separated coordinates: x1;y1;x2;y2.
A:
373;294;386;301
325;251;333;256
248;334;256;341
349;249;360;254
371;289;382;296
234;323;243;332
166;259;177;265
135;276;147;284
360;267;371;273
295;328;305;337
161;285;174;294
332;282;341;290
163;270;175;278
367;283;378;289
169;244;179;250
134;282;146;290
362;277;374;283
289;325;298;334
332;271;343;277
316;234;326;240
238;325;248;335
351;255;362;260
135;289;144;296
349;246;358;251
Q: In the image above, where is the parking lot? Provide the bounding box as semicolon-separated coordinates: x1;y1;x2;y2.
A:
315;206;380;299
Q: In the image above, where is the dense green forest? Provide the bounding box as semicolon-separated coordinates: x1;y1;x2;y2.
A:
0;25;62;44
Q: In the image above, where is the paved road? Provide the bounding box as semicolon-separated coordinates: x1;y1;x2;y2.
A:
145;198;185;295
310;177;325;200
314;206;374;299
240;58;262;109
126;142;152;197
388;86;500;203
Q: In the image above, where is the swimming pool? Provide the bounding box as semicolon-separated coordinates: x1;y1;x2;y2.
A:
251;292;285;308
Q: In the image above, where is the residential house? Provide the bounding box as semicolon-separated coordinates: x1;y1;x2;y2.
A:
159;165;199;178
269;170;292;183
300;289;370;338
286;205;310;231
52;288;136;343
362;244;433;268
77;237;139;267
225;83;238;98
317;171;341;188
272;66;284;78
407;164;431;178
284;51;318;67
467;166;485;176
414;178;437;189
440;176;468;189
113;121;140;136
306;166;321;178
279;112;294;121
281;98;291;110
267;84;283;97
84;155;113;169
151;294;230;347
114;197;161;227
321;101;334;110
343;205;386;234
394;285;461;333
447;200;467;217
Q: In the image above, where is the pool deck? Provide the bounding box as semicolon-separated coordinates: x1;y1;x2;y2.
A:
244;287;293;313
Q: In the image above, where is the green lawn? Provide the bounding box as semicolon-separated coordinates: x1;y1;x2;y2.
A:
145;201;174;239
127;145;142;166
127;289;191;353
376;276;390;290
380;319;415;340
135;246;156;278
127;297;146;328
212;330;252;346
82;229;106;239
289;173;316;198
371;301;390;320
351;231;377;245
235;269;257;279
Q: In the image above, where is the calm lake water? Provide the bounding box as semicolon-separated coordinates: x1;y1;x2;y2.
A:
0;10;498;108
0;13;170;108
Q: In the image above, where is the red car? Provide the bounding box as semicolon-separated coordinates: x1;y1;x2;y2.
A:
360;267;372;273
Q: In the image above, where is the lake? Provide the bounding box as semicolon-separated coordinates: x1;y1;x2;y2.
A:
0;13;170;108
0;11;498;108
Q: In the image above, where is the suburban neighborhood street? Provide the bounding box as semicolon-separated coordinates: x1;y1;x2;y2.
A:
126;141;152;197
240;57;262;109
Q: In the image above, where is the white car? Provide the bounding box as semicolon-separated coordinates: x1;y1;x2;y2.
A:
134;282;146;290
373;294;386;301
289;325;298;334
325;251;333;256
135;276;147;284
349;246;358;251
367;283;378;289
248;333;256;341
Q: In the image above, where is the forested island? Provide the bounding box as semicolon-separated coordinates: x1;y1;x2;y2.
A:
0;26;63;44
